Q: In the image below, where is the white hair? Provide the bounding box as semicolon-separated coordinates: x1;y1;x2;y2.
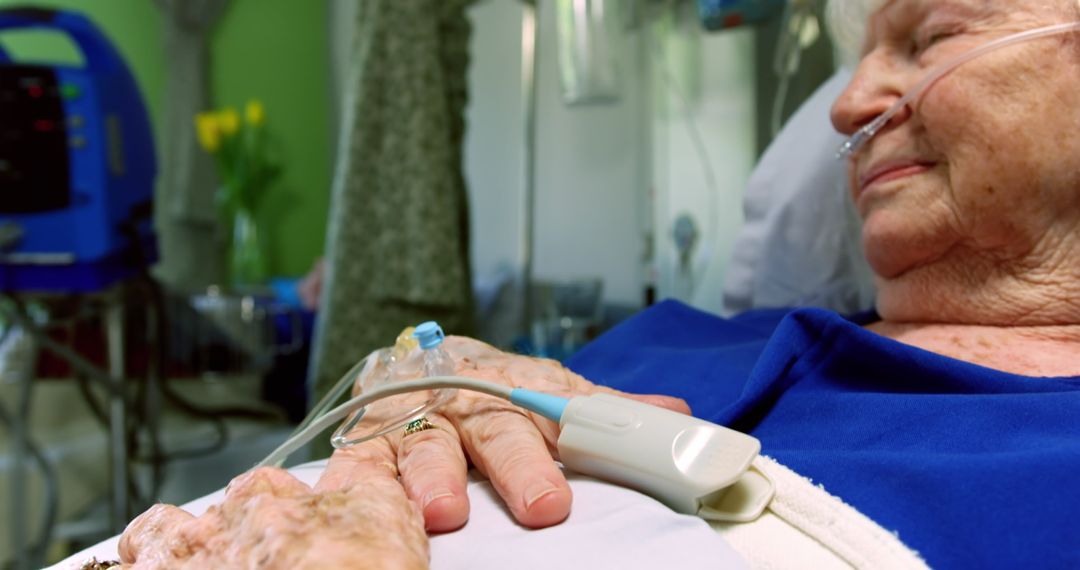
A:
824;0;1080;67
825;0;888;68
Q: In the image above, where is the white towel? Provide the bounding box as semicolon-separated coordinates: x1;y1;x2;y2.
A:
713;456;928;570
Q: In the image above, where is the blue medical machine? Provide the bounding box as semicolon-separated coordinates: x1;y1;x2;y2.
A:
0;7;156;293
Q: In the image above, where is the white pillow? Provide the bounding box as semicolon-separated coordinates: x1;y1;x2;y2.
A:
722;69;876;315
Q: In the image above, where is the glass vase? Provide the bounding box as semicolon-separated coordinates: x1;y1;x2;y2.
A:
229;208;267;289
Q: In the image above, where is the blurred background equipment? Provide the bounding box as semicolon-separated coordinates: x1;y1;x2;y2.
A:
0;6;156;293
152;0;230;293
0;7;297;568
0;8;156;568
555;0;622;105
528;278;604;360
182;287;302;379
697;0;785;30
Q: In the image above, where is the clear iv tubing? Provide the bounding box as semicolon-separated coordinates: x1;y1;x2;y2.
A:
257;376;517;469
293;355;370;435
836;21;1080;159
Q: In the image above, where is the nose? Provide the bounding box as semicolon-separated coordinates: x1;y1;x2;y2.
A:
830;51;909;137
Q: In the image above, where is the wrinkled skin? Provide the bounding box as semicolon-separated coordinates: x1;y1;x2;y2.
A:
114;336;687;565
829;0;1080;377
117;466;426;569
831;0;1080;330
333;336;690;532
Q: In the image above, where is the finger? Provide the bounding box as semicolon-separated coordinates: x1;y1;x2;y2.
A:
118;503;194;564
225;466;310;502
552;364;693;415
539;379;693;416
313;442;431;568
619;392;693;415
327;471;430;569
315;436;399;493
392;412;470;532
450;400;572;529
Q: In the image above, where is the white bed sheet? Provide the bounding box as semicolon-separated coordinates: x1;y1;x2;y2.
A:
52;460;748;570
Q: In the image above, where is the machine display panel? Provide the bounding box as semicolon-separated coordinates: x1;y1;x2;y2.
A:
0;65;70;213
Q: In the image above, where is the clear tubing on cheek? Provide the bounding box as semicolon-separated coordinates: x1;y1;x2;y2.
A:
836;21;1080;160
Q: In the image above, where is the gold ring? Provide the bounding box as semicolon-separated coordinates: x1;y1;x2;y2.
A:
403;417;439;437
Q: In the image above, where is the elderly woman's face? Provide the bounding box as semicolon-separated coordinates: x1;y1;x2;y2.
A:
830;0;1080;281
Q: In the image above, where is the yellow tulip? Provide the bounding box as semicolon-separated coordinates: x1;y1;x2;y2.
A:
195;112;221;152
219;108;240;136
245;100;265;127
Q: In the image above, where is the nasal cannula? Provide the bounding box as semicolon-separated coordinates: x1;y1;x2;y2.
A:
258;368;773;522
836;21;1080;159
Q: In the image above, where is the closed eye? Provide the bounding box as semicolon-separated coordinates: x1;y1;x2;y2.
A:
911;28;961;57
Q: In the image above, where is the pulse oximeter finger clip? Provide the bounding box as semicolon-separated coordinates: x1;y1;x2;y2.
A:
261;376;774;522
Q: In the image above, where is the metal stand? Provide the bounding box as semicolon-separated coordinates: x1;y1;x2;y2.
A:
5;322;39;570
104;291;129;529
2;284;135;568
521;1;539;338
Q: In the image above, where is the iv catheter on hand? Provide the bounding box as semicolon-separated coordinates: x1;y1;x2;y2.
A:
836;21;1080;159
329;322;458;448
258;371;774;522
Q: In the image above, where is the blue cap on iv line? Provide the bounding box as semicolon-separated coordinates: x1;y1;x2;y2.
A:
413;321;445;349
412;320;570;421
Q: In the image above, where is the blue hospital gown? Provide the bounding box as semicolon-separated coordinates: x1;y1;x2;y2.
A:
566;300;1080;570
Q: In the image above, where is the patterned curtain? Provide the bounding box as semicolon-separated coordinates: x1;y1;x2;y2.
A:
309;0;479;454
153;0;230;292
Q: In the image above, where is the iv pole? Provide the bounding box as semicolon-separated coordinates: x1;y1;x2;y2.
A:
520;0;539;342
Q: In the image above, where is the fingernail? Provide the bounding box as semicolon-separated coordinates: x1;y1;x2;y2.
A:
422;487;455;509
524;480;558;510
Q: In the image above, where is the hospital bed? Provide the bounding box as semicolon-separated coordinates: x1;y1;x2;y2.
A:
50;71;919;570
55;461;744;570
52;455;925;570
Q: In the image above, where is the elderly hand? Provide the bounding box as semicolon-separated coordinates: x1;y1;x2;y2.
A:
117;464;426;569
336;336;691;532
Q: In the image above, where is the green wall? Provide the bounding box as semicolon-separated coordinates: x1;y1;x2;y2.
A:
211;0;331;277
0;0;331;277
